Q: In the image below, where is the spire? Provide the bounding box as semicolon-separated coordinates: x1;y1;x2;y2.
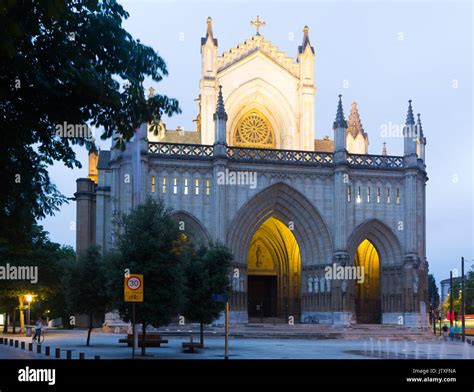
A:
201;17;218;46
214;85;227;120
333;95;347;129
347;101;365;138
416;113;424;138
406;99;415;125
382;142;387;156
298;25;315;54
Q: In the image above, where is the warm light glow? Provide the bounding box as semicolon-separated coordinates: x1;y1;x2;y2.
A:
354;239;380;323
25;294;33;303
233;110;275;148
247;217;301;317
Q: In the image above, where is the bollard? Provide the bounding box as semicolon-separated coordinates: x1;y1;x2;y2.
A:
94;355;100;360
21;341;25;350
45;346;50;356
15;340;19;348
36;344;41;354
79;352;85;360
28;343;33;351
9;339;13;346
0;337;3;344
66;350;72;360
4;338;8;345
55;348;61;359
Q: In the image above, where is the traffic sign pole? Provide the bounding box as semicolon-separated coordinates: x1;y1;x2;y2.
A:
132;302;136;359
124;274;143;359
225;301;229;360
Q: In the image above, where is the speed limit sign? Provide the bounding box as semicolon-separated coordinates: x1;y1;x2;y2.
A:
124;274;144;302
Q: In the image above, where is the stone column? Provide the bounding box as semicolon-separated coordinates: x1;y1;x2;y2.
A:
75;178;96;257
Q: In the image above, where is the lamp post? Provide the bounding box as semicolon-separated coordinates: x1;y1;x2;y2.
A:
25;295;33;326
449;271;453;328
461;257;465;342
461;258;474;343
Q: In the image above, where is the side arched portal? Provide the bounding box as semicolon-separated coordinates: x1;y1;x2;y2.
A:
170;211;211;247
347;219;404;323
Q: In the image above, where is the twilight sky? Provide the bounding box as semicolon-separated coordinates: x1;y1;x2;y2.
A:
40;0;473;285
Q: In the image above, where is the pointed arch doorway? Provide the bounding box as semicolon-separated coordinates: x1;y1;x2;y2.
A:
354;239;381;323
247;216;301;322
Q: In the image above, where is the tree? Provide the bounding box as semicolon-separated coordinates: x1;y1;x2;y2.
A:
428;274;440;309
0;0;180;247
182;243;232;346
108;198;185;355
0;225;75;333
441;280;461;320
465;267;474;314
65;245;108;346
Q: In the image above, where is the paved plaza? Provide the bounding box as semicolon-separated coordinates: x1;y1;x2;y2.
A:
1;330;472;360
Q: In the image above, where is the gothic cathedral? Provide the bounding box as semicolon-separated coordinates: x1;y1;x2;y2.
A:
76;17;429;327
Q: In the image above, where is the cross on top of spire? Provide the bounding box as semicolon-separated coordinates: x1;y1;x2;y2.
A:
251;15;266;36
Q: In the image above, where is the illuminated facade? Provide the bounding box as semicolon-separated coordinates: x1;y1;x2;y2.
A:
75;17;429;327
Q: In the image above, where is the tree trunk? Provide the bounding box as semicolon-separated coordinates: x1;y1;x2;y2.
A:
86;313;93;346
200;322;204;346
3;313;9;333
141;323;146;356
18;296;25;333
12;308;16;334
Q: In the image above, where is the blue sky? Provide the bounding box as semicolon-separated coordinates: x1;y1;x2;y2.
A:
41;0;473;285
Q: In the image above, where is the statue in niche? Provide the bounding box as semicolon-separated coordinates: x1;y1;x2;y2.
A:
255;244;263;268
320;276;326;293
307;276;313;293
341;279;347;293
412;271;419;294
314;275;319;293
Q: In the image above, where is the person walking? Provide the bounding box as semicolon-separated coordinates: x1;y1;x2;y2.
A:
32;318;43;343
442;324;448;341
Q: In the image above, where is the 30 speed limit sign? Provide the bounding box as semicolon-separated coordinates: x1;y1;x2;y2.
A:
124;274;144;302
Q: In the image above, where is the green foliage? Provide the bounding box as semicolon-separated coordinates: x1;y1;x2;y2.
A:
182;243;232;326
0;225;75;320
428;274;440;308
441;280;462;318
65;245;108;317
0;0;180;245
107;198;185;328
465;267;474;314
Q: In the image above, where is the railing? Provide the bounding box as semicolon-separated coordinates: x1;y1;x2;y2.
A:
227;146;334;166
347;153;404;169
148;143;404;169
148;142;213;158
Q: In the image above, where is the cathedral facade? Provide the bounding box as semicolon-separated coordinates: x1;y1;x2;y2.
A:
75;17;429;327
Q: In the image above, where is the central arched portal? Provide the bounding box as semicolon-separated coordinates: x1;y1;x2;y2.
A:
247;216;301;322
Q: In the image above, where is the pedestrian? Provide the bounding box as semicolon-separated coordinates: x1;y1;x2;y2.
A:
442;324;448;341
449;325;454;341
32;318;43;343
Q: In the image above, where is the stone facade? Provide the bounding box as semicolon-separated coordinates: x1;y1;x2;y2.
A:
75;18;429;327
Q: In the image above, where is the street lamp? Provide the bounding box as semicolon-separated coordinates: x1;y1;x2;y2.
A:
25;294;33;326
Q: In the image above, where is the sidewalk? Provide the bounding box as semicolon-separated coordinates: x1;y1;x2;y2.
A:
1;329;472;360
